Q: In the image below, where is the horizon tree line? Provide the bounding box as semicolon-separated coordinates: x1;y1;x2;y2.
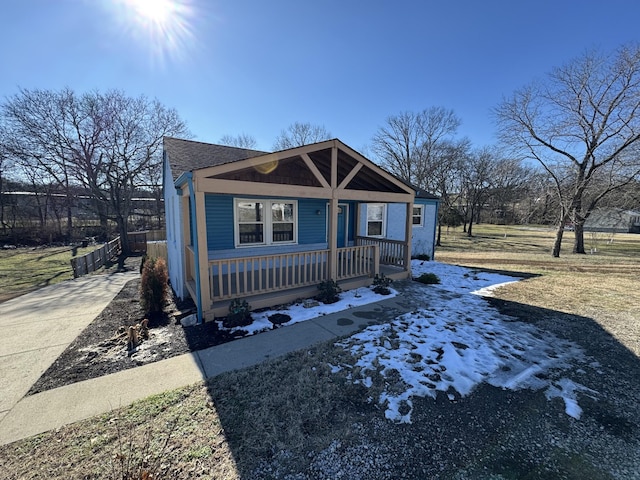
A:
2;42;640;256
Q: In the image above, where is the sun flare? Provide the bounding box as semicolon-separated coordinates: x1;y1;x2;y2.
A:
109;0;196;64
127;0;175;25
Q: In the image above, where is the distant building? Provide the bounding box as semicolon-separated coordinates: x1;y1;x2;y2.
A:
584;208;640;234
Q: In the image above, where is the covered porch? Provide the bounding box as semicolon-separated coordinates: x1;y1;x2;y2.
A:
180;139;415;321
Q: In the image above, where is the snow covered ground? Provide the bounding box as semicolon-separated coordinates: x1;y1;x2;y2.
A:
220;285;398;336
223;260;597;424
334;261;597;423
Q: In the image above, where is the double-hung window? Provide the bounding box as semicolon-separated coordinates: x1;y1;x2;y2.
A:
271;202;295;242
412;205;424;227
235;199;297;246
366;203;386;237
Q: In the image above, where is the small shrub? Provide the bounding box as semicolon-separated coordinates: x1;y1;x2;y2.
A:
268;313;292;326
223;299;253;328
372;273;393;295
414;272;441;285
316;279;341;304
108;414;179;480
412;254;430;261
140;257;169;316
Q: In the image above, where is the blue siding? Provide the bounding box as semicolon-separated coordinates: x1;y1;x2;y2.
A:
205;195;326;251
205;195;234;251
298;199;327;244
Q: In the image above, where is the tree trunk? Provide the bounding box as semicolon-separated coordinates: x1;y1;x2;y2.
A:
573;214;586;254
117;217;130;256
436;222;442;247
552;223;565;257
573;224;586;254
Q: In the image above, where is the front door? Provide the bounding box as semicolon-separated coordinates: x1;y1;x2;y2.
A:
337;204;348;248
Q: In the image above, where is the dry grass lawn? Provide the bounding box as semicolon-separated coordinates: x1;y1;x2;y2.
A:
437;225;640;356
0;246;94;302
1;225;639;479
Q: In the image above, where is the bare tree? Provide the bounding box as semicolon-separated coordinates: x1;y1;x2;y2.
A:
427;139;471;246
495;44;640;257
371;108;468;246
2;88;80;240
372;107;461;189
273;122;331;150
487;157;536;224
460;147;497;237
0;125;12;233
219;133;258;149
1;88;189;251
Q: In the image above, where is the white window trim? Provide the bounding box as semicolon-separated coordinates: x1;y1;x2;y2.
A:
366;203;387;237
234;198;298;247
412;204;424;228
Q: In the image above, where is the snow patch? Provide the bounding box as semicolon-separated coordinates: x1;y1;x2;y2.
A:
334;261;596;423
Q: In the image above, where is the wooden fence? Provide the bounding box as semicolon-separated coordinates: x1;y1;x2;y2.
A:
146;241;167;262
70;230;163;278
71;237;121;278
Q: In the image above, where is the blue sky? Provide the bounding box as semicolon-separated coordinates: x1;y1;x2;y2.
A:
1;0;639;153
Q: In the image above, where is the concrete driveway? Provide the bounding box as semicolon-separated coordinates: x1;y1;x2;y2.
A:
0;270;138;425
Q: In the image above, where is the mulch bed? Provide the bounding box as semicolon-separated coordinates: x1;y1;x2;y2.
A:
28;275;240;395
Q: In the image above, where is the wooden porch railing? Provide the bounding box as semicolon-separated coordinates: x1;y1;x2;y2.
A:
356;236;407;267
207;245;377;302
335;245;378;280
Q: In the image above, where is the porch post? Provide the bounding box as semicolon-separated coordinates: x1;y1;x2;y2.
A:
194;180;212;320
405;201;413;275
328;143;339;280
328;198;339;280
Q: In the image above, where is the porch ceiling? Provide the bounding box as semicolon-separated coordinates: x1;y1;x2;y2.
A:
200;140;413;197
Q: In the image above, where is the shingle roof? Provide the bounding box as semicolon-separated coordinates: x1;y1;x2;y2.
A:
414;189;440;200
164;136;439;200
164;136;269;182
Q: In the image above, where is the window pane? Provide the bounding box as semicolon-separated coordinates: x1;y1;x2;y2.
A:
367;221;383;236
367;205;384;221
413;207;421;216
239;224;264;244
272;203;294;222
412;216;422;225
238;202;263;222
272;222;294;242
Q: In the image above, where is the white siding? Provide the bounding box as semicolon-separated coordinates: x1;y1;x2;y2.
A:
411;201;438;260
163;159;185;299
360;201;438;260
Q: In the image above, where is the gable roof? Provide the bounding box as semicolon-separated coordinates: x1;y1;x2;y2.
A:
164;136;269;182
164;136;439;200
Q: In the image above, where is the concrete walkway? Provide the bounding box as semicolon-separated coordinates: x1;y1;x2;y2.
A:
0;278;416;446
0;270;138;440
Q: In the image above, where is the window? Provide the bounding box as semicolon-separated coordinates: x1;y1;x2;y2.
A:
235;199;297;246
271;202;295;242
412;205;424;227
367;204;386;237
237;201;264;245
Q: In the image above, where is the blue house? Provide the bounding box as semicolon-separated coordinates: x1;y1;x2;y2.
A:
163;137;439;321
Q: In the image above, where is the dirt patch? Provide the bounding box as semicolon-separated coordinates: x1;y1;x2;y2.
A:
28;274;238;395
